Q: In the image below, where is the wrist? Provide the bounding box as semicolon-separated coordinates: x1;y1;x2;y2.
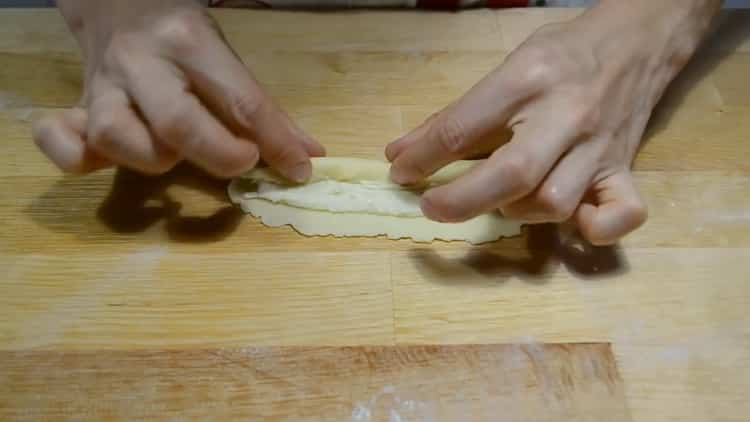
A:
57;0;93;35
57;0;206;59
579;0;721;69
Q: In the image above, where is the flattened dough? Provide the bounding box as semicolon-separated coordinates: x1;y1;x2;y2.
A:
229;157;522;244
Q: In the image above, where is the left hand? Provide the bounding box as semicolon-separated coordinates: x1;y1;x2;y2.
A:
386;0;720;245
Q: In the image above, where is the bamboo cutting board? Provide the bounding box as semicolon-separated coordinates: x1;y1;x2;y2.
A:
1;8;750;422
1;344;630;421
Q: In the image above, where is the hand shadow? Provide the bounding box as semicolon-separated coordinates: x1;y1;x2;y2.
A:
25;163;243;243
642;10;750;145
410;223;628;286
96;164;243;242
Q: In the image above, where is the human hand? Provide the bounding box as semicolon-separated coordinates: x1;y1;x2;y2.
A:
386;0;720;245
33;0;323;181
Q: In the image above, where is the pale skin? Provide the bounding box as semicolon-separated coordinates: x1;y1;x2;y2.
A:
34;0;722;245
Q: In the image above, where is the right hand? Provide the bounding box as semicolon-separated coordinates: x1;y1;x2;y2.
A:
34;0;324;181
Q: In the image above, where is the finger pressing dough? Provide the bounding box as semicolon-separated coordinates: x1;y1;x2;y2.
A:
244;157;480;187
229;157;522;244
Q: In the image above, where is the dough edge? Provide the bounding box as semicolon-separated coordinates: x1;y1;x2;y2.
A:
229;157;522;244
236;198;522;245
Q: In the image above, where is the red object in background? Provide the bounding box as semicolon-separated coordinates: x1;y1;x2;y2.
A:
487;0;530;6
417;0;530;9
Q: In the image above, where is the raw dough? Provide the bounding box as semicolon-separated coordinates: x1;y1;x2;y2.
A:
229;157;522;244
242;157;479;188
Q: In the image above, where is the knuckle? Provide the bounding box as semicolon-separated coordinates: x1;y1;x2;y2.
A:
502;154;536;193
568;96;601;134
434;117;470;155
104;33;141;70
178;134;206;157
228;93;263;129
536;186;575;221
154;9;209;53
153;103;208;156
525;59;556;88
516;46;558;88
153;102;191;141
88;112;121;151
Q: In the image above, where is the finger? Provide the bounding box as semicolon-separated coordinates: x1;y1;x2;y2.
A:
419;114;583;223
32;107;111;174
87;87;179;174
124;60;260;178
171;32;320;182
573;170;648;246
388;67;532;185
386;110;443;162
289;121;326;157
501;140;601;223
388;112;513;165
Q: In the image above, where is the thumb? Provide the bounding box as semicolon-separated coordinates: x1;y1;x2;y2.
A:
574;170;648;246
33;107;111;174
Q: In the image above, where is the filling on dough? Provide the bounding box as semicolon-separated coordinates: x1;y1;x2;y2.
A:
240;180;424;217
229;157;523;244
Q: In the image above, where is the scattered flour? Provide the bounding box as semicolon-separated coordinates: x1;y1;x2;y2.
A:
15;246;167;348
350;385;433;422
0;91;35;122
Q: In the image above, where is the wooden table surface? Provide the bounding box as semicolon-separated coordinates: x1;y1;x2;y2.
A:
1;8;749;422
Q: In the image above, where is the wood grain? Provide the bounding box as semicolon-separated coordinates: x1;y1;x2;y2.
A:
0;250;394;349
0;344;631;421
1;8;749;422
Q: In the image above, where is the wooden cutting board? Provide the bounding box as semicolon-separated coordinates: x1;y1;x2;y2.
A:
1;344;630;421
1;8;750;422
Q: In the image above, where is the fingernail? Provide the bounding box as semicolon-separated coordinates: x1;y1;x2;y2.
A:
293;125;326;157
420;195;447;222
287;161;311;183
310;140;326;157
390;166;417;185
385;146;396;162
385;139;404;162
